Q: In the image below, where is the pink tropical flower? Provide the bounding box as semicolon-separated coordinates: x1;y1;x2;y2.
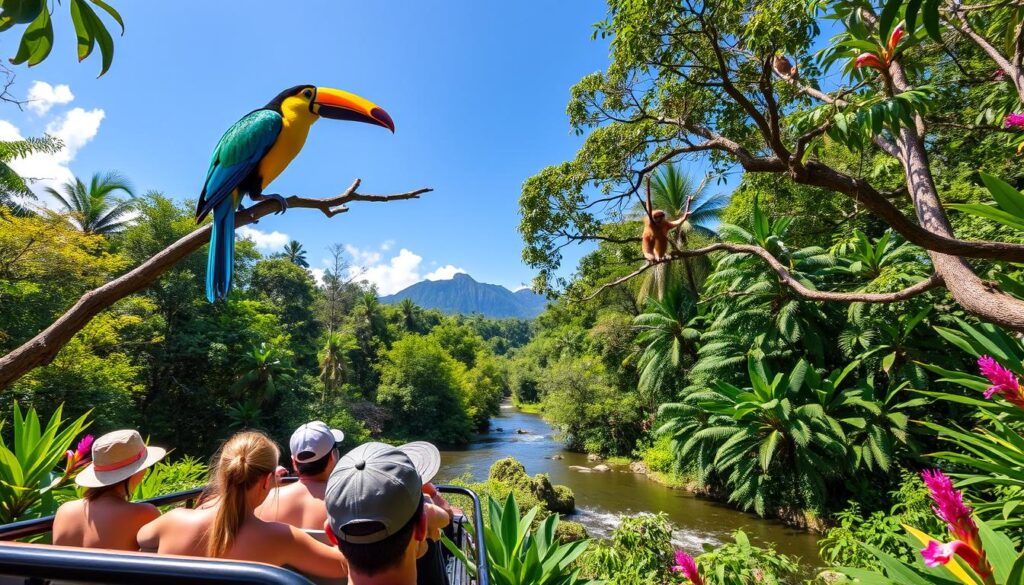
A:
921;469;977;544
888;24;905;54
977;355;1024;408
855;52;887;71
921;539;981;569
64;434;94;475
1006;114;1024;128
671;550;703;585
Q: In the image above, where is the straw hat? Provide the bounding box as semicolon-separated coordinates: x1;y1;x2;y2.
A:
75;430;166;488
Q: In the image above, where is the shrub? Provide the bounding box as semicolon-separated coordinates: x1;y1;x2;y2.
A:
442;493;592;585
580;513;675;584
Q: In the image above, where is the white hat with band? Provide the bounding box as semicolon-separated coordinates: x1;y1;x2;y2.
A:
75;429;166;488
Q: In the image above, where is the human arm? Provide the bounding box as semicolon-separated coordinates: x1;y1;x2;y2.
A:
283;526;347;579
135;511;165;551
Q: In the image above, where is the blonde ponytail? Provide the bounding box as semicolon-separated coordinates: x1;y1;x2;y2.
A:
207;431;279;557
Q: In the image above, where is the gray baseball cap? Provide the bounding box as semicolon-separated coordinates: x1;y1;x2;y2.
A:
325;442;423;544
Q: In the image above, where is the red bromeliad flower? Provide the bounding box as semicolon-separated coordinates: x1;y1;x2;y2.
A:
671;550;704;585
1005;114;1024;128
64;434;93;475
977;355;1024;408
919;470;993;579
855;52;887;71
887;24;905;55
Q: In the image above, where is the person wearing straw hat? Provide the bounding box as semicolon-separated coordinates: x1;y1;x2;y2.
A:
53;429;166;551
256;420;345;530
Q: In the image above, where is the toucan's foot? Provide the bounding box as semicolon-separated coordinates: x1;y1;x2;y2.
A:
254;193;289;215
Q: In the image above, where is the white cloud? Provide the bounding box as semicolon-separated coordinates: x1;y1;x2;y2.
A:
425;265;467;281
237;226;289;252
0;84;105;207
344;244;466;295
310;268;326;285
26;81;74;116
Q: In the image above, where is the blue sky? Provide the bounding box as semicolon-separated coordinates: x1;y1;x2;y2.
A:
1;1;613;293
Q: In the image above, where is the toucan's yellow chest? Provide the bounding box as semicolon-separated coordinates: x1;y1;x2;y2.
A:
257;110;317;189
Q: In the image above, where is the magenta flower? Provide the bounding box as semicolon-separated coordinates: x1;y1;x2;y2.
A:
921;469;977;544
977;355;1024;408
921;540;981;569
1006;113;1024;128
76;435;94;460
671;550;703;585
64;434;94;475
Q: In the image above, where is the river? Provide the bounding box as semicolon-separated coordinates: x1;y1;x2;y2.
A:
438;403;821;565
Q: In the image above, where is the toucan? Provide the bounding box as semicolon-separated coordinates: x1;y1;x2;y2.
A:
196;85;394;302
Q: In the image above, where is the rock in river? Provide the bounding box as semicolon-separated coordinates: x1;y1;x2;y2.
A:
592;464;611;472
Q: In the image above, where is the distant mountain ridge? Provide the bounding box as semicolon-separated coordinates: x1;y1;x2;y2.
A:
380;273;547;319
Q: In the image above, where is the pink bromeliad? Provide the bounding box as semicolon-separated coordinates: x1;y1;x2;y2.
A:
671;550;704;585
919;470;993;580
64;434;93;475
977;355;1024;408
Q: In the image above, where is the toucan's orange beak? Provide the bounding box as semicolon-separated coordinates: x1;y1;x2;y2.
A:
312;87;394;132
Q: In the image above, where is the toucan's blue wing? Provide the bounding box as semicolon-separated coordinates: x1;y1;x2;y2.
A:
195;109;283;221
198;109;282;302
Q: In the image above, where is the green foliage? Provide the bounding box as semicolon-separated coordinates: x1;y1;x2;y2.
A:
2;0;124;76
0;135;61;214
0;402;90;523
580;513;675;584
132;456;208;501
696;530;801;585
376;334;473;444
442;492;592;585
819;475;943;571
45;172;135;235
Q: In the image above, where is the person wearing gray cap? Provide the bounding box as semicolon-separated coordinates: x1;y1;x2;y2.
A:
256;421;344;530
323;442;450;585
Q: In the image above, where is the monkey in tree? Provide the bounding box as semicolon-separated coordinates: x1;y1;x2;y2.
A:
641;178;691;263
773;54;797;80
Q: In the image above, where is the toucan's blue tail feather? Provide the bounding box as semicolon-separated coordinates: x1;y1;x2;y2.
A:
206;198;235;302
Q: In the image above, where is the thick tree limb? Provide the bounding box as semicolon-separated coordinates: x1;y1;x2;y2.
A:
583;242;944;301
0;179;431;389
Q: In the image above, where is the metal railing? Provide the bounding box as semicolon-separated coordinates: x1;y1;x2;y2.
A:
0;483;489;585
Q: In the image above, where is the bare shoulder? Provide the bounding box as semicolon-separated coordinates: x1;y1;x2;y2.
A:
55;498;84;517
130;501;161;522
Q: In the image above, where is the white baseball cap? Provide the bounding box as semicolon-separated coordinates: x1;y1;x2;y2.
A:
289;421;345;463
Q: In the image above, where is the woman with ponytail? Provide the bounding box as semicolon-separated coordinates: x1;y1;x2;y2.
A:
137;431;346;580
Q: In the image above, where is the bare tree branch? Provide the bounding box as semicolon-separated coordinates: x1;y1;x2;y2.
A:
0;180;431;389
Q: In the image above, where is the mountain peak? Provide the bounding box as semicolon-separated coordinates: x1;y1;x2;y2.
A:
380;274;547;319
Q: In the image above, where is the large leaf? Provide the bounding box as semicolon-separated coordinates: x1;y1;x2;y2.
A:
9;6;52;67
979;172;1024;219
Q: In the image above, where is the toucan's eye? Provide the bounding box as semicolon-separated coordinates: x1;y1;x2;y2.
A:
303;89;313;98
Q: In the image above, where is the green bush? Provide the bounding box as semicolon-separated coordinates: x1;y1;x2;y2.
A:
580;513;675;584
697;530;800;585
132;456;209;501
555;520;588;544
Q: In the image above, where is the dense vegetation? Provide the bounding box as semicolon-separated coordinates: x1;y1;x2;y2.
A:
0;191;525;454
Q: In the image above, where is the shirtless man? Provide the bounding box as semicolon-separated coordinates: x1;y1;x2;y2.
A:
256;421;344;530
323;442;451;585
53;429;166;551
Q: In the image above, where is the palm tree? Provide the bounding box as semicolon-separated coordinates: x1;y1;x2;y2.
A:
0;135;61;216
281;240;309;267
45;171;135;234
397;298;421;332
634;164;728;300
319;332;358;401
632;283;701;411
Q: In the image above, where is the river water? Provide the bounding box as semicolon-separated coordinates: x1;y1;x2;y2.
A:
438;403;821;565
